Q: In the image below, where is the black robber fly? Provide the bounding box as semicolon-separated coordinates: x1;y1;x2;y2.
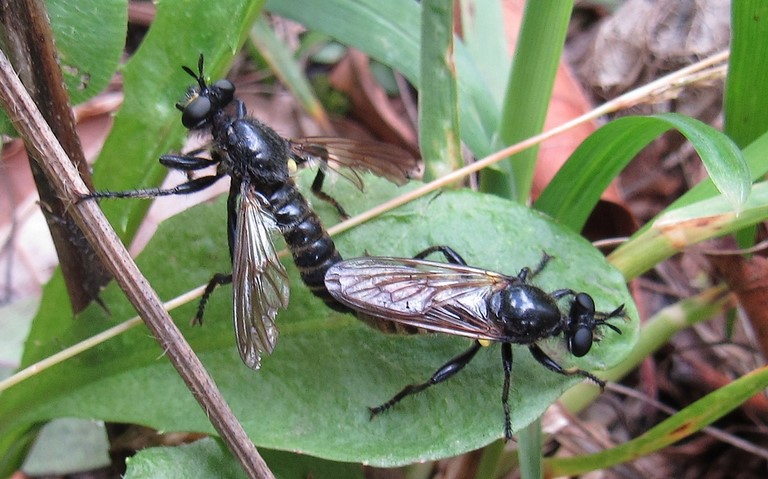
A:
81;55;420;369
324;245;625;440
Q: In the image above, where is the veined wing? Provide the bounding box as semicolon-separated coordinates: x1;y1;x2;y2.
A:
232;185;290;369
325;257;516;341
289;137;423;190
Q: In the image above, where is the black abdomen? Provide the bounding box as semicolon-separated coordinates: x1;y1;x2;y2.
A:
268;181;419;334
269;182;348;313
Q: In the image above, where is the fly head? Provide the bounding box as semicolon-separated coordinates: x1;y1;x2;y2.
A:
176;54;236;129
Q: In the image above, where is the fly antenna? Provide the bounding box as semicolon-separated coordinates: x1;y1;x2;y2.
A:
181;53;207;89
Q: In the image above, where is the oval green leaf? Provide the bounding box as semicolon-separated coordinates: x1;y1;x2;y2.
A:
1;174;637;467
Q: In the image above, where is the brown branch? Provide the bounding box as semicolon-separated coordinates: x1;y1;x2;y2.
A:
0;49;274;479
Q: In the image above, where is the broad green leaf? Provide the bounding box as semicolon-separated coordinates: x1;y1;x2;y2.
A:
0;174;637;468
124;437;363;479
536;113;751;232
46;0;127;105
21;418;109;476
0;0;127;135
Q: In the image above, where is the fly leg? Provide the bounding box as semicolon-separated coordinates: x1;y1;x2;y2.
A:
369;341;482;418
516;252;555;283
193;272;233;325
310;169;349;219
287;142;351;219
528;344;605;389
549;288;577;301
79;175;222;201
501;343;514;441
79;152;224;202
159;153;219;171
79;171;224;201
412;245;468;265
160;152;220;182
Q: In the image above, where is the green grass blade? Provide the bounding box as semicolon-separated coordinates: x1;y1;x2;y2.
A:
458;0;510;104
610;181;768;280
724;1;768;148
518;418;543;479
723;1;768;247
418;0;462;180
480;1;572;201
546;365;768;476
536;113;750;232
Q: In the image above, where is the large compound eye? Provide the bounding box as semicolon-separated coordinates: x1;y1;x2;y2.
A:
573;292;595;315
213;79;235;104
569;326;593;357
181;95;212;128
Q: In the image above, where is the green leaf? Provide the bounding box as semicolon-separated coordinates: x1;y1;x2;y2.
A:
0;174;637;467
46;0;127;105
0;298;36;380
725;1;768;147
664;129;768;210
610;180;768;280
419;0;462;180
481;1;573;202
0;0;127;135
124;437;363;479
536;113;751;232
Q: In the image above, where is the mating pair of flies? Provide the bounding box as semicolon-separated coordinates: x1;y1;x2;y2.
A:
82;55;625;440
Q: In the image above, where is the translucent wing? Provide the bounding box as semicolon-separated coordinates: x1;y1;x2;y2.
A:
290;137;423;190
232;186;290;369
325;257;516;341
